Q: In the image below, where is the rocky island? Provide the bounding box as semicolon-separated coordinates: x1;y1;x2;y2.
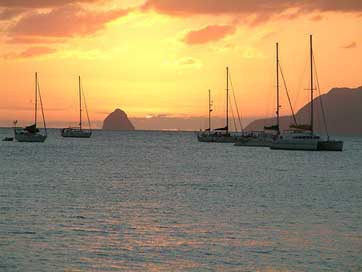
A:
102;108;135;131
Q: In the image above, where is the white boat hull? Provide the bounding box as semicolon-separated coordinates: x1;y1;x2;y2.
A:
270;130;321;151
234;133;275;147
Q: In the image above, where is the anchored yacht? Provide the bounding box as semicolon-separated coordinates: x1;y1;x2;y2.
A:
61;76;92;138
14;73;47;143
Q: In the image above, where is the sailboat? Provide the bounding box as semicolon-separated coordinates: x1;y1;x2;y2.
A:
197;67;236;143
271;35;343;151
14;73;47;143
234;43;282;147
271;36;320;150
61;76;92;138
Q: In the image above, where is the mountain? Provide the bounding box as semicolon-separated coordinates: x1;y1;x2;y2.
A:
246;86;362;136
102;108;135;131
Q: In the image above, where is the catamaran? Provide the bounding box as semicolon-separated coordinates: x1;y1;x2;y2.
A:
198;67;237;143
271;35;343;151
61;76;92;138
14;73;47;143
234;42;283;147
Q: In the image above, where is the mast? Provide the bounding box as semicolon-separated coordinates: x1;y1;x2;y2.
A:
208;89;211;131
79;76;82;129
226;66;229;134
276;43;280;134
35;72;38;125
310;35;314;135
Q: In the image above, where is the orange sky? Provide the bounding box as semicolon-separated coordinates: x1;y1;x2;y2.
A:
0;0;361;129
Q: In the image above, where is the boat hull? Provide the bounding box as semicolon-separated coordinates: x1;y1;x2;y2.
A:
234;133;275;147
317;140;343;151
234;138;272;147
197;133;236;143
15;133;47;142
270;139;319;151
61;129;92;138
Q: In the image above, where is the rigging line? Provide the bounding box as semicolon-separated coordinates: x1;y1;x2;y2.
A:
228;70;243;132
294;50;309;113
228;92;238;132
37;78;47;135
81;82;92;130
35;73;38;124
227;71;238;131
316;97;323;136
264;54;275;129
279;63;298;126
313;54;329;139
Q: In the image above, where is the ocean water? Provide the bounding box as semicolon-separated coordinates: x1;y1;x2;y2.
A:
0;128;361;272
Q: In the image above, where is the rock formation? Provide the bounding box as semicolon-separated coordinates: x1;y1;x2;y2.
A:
102;108;135;131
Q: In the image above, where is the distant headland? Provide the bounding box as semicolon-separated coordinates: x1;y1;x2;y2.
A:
102;108;135;131
246;86;362;136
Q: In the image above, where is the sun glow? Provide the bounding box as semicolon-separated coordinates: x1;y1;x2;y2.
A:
0;1;361;129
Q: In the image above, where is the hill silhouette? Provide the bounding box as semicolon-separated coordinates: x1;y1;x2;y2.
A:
102;108;135;131
246;86;362;136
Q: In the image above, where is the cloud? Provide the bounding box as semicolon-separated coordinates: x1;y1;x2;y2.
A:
0;1;105;24
7;4;130;40
145;113;171;119
4;46;56;59
7;36;66;44
142;0;287;16
0;8;25;20
309;14;323;21
341;42;357;49
312;0;362;12
0;0;100;8
183;24;236;45
142;0;362;24
163;57;203;70
176;57;202;68
259;31;277;41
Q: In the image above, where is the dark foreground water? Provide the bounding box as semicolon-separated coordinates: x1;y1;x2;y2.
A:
0;128;361;271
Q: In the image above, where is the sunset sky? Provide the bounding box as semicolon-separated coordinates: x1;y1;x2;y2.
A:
0;0;361;130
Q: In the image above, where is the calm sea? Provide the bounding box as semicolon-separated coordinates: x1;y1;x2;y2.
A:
0;128;361;271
